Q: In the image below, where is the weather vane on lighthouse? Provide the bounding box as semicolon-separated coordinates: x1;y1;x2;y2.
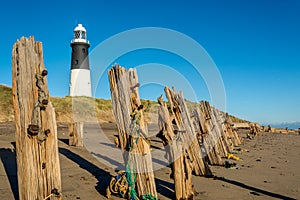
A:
69;23;92;97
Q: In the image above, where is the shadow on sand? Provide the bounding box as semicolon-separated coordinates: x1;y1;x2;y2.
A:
0;144;19;200
91;151;124;171
58;138;69;146
155;178;175;199
214;176;297;200
59;147;112;196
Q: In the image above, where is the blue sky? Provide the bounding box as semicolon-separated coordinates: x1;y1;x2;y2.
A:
0;0;299;124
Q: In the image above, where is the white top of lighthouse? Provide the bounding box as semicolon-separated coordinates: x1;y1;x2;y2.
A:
71;24;89;44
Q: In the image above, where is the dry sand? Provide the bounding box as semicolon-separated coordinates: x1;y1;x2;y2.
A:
0;122;299;200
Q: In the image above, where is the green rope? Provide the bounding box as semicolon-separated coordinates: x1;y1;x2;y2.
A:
126;112;157;200
126;158;138;200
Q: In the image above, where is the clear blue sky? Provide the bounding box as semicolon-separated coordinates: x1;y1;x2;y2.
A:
0;0;299;124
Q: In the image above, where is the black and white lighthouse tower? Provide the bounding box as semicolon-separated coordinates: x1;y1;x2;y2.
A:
69;24;92;97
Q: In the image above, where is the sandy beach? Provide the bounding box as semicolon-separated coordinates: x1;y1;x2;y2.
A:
0;122;299;200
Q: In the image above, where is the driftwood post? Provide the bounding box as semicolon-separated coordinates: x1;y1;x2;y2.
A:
197;101;229;161
68;122;84;147
108;65;157;198
164;87;212;176
157;95;194;199
211;107;233;154
196;101;239;163
193;107;223;165
12;37;61;199
221;112;241;146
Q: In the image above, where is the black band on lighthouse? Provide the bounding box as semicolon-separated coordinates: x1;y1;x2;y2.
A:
70;42;90;70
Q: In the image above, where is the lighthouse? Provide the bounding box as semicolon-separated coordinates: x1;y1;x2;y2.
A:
69;24;92;97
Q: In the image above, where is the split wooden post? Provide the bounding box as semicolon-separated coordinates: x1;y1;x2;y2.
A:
108;65;157;199
68;122;84;147
164;87;212;176
221;112;241;146
193;107;223;165
196;101;241;162
157;95;194;200
211;107;233;154
202;102;226;156
12;36;61;199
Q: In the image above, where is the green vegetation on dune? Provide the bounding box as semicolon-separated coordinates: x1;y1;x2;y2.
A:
228;115;249;123
51;96;72;113
140;99;159;113
0;85;248;123
0;85;114;122
51;96;113;122
94;98;113;111
0;85;14;121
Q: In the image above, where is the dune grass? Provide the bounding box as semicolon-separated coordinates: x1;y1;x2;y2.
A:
0;85;247;123
0;85;14;121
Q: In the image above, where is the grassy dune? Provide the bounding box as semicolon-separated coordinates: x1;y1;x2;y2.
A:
0;85;14;121
0;85;247;123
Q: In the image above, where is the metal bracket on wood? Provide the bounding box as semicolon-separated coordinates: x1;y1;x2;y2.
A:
27;69;50;144
36;69;49;108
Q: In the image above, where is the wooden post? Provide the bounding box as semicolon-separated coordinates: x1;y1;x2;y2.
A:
12;37;61;199
157;95;194;200
193;107;223;165
108;65;157;199
222;112;241;146
211;107;233;154
164;87;212;176
195;101;234;164
68;122;84;147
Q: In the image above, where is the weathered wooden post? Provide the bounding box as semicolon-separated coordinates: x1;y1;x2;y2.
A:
222;112;241;146
12;36;61;199
68;122;84;147
211;107;233;154
194;101;234;164
108;65;157;199
193;107;223;165
157;95;194;200
164;87;212;176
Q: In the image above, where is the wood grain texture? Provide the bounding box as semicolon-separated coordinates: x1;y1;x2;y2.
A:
12;36;61;200
193;106;223;166
157;96;194;200
195;101;241;165
164;87;212;177
69;122;84;147
108;65;157;198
